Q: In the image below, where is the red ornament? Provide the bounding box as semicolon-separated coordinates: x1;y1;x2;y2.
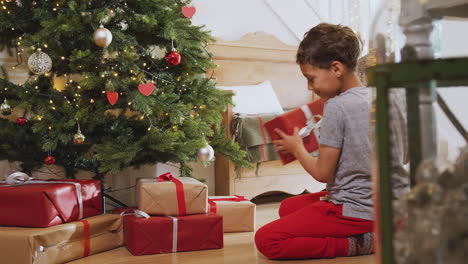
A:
44;155;56;165
165;50;181;66
182;6;196;18
16;117;28;126
107;91;119;105
138;82;155;96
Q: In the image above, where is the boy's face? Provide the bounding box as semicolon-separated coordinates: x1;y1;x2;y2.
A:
300;63;341;100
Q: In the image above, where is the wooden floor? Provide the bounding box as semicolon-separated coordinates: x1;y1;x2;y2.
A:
69;202;376;264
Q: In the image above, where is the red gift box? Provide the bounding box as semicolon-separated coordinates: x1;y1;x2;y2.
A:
0;179;102;227
123;213;223;256
264;99;324;164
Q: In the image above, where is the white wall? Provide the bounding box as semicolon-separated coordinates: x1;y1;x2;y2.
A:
191;0;299;45
439;18;468;58
192;0;380;49
435;17;468;161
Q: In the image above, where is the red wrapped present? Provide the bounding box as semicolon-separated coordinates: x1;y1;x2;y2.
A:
264;99;324;164
0;172;102;227
123;213;223;256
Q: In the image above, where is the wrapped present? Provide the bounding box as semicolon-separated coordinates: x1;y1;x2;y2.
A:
208;195;256;232
0;214;123;264
136;172;207;216
123;212;223;256
0;172;102;227
264;99;324;164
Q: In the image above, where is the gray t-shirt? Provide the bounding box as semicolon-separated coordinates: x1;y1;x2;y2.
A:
320;87;374;220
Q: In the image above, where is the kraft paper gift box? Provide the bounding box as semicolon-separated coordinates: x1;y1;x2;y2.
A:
136;172;208;216
123;213;223;256
264;99;324;164
0;214;123;264
208;196;256;232
0;177;102;227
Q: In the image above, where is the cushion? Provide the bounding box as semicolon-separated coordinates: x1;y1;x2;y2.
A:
217;80;284;115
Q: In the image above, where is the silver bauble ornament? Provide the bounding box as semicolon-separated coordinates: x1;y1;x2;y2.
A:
197;143;214;162
1;99;12;116
27;48;52;75
93;25;113;48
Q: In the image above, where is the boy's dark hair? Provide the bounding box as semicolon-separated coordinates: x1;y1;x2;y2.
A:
297;23;362;71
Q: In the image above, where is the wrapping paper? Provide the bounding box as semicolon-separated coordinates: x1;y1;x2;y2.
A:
136;174;207;216
264;99;324;164
123;213;223;256
209;196;256;232
0;179;102;227
0;214;123;264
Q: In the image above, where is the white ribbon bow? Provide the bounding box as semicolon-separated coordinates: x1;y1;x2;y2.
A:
298;104;322;139
1;172;84;219
120;209;150;219
5;172;33;185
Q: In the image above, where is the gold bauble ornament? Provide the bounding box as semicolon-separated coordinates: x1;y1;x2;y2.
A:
27;48;52;75
197;143;214;162
73;129;85;144
93;25;113;48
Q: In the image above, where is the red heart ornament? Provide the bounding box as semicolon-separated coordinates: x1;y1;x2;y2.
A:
107;91;119;105
182;6;196;18
138;83;155;96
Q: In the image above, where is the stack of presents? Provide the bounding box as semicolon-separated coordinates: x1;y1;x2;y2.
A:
0;172;256;263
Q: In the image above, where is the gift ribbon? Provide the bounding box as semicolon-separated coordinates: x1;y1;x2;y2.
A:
157;172;187;215
168;216;179;253
119;208;150;219
1;172;84;219
299;104;322;139
247;114;268;161
77;220;91;257
208;195;248;213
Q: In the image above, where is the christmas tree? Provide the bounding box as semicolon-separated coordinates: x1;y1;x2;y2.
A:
0;0;248;179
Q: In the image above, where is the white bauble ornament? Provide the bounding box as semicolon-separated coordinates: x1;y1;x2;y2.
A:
197;143;214;162
93;25;113;48
0;99;12;116
27;48;52;75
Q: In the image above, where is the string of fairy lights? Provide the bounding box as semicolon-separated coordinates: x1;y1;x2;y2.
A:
1;0;217;164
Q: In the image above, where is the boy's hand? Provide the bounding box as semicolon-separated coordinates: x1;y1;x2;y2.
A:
272;127;304;156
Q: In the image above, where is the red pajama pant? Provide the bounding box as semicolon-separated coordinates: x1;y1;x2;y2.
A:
255;191;374;259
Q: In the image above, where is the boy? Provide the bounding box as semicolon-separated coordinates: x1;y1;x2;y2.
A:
255;23;376;259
